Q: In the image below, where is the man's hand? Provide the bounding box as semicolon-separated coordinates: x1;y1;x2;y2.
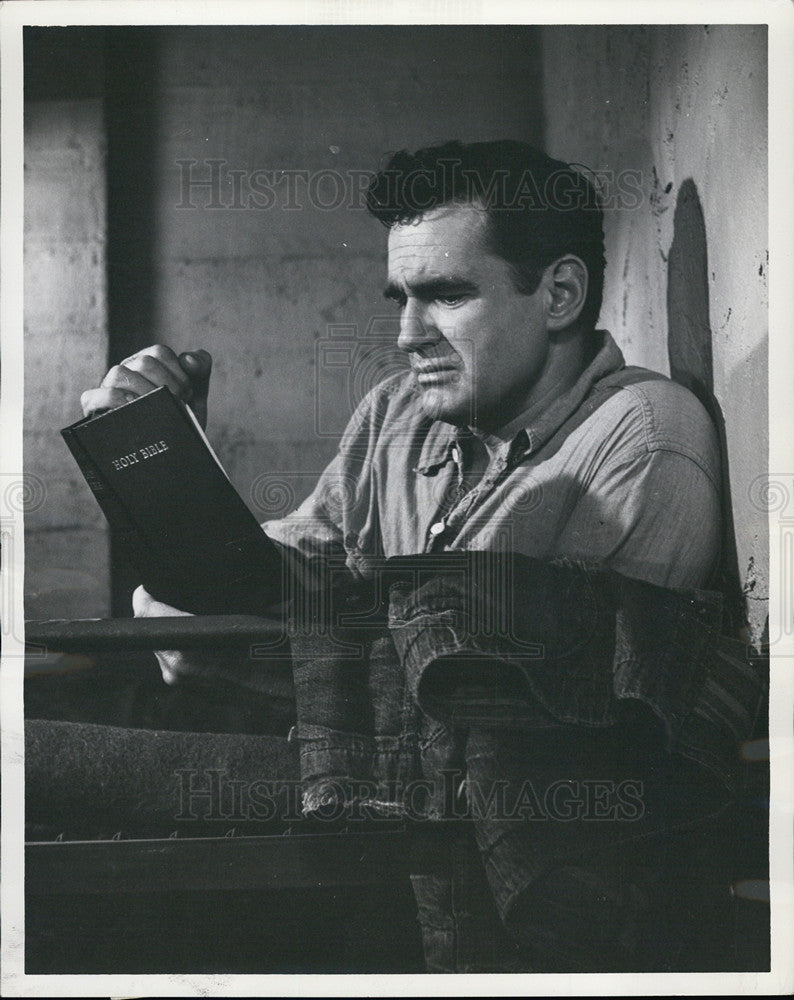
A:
80;346;213;430
132;586;290;698
132;585;200;686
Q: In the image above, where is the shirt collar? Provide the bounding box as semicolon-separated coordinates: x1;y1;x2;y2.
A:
414;422;462;475
414;330;626;475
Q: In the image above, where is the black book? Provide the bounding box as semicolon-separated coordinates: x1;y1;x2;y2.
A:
61;386;285;615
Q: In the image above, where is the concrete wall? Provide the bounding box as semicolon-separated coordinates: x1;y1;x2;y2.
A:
147;26;543;514
26;25;768;640
24;28;110;619
540;25;768;644
23;25;543;617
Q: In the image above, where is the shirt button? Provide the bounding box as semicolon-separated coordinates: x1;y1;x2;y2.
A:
429;521;446;536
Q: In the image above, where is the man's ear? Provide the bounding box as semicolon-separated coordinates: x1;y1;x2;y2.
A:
545;255;588;332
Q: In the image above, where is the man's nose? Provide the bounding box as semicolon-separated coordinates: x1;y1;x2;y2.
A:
397;300;439;353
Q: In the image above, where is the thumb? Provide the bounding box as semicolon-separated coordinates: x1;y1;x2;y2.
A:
178;349;212;428
178;349;212;382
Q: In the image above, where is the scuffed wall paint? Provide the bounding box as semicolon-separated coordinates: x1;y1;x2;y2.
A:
541;25;768;643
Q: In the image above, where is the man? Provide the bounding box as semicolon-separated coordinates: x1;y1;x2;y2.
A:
83;140;721;594
79;140;726;970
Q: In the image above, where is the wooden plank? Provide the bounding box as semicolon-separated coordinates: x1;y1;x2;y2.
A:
26;830;413;894
25;615;288;653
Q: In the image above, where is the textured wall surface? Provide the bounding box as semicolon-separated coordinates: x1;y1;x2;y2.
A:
541;25;768;643
24;25;542;616
26;25;768;640
147;26;543;522
24;97;110;619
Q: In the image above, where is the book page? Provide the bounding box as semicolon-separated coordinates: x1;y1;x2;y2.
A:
180;392;232;483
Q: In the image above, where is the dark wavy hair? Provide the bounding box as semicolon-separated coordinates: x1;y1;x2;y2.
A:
366;139;605;332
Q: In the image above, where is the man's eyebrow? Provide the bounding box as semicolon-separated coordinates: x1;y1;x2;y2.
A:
383;277;478;301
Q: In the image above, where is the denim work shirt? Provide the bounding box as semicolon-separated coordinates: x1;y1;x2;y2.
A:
263;331;722;591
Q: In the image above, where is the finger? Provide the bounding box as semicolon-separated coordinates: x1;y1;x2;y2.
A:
81;386;136;417
122;345;194;393
120;344;183;374
132;585;153;617
155;649;213;686
132;585;192;619
120;344;177;365
100;363;160;397
124;354;193;400
155;650;181;686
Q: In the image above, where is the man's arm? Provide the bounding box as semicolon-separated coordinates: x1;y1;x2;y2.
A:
562;447;722;589
260;377;407;574
560;380;723;590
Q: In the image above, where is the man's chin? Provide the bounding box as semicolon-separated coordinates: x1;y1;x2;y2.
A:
416;386;473;427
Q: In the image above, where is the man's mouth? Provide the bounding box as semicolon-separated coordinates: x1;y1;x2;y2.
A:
413;364;459;386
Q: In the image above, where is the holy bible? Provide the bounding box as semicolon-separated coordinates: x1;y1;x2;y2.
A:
61;386;285;615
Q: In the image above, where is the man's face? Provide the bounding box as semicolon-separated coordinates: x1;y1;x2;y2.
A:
386;201;550;431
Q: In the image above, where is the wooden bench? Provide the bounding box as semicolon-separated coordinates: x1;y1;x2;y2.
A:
24;615;770;974
24;615;428;973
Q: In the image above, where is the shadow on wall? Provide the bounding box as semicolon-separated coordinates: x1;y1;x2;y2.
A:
104;28;163;615
104;27;162;366
666;178;745;635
